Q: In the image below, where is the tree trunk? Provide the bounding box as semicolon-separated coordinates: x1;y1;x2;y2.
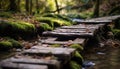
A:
36;0;39;13
93;0;100;18
17;0;20;12
29;0;32;14
54;0;60;14
25;0;30;12
8;0;18;11
0;0;2;9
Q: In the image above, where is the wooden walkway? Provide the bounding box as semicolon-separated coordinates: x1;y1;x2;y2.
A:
0;15;120;69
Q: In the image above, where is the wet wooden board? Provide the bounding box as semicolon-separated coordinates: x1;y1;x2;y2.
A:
43;31;94;38
73;19;112;24
23;47;75;61
41;38;85;45
0;57;60;69
61;24;104;29
88;15;120;21
0;61;48;69
53;28;95;33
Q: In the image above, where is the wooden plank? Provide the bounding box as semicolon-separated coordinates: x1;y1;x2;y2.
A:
41;38;85;45
73;19;112;24
0;61;48;69
23;47;75;61
43;31;94;38
61;24;104;29
53;28;95;33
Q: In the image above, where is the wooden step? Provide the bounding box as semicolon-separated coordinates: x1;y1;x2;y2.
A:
43;31;94;38
61;24;104;29
53;28;95;33
74;19;112;24
41;38;85;45
23;47;75;61
0;60;48;69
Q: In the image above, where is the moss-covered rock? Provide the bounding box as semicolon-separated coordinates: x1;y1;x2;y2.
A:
37;23;53;34
69;61;82;69
70;44;83;52
36;17;72;28
0;20;37;39
0;37;22;51
0;41;13;51
72;51;84;65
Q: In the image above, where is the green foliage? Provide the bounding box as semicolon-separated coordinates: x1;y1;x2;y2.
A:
72;51;84;65
0;12;12;18
70;44;83;52
0;20;36;39
69;61;82;69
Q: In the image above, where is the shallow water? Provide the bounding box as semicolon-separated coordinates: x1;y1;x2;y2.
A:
83;46;120;69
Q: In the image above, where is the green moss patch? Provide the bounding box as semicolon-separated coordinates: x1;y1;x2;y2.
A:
72;51;84;65
50;44;61;47
0;20;37;39
69;61;82;69
36;17;72;27
37;23;53;34
70;44;83;52
0;37;22;51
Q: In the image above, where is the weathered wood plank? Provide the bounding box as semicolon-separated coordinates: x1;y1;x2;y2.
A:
43;31;94;38
61;24;104;29
23;47;75;61
0;61;48;69
41;38;85;45
53;28;95;33
73;19;112;24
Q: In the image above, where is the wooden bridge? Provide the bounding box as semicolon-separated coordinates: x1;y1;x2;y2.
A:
0;15;120;69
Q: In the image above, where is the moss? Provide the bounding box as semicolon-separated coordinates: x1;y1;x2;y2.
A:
50;44;61;47
36;17;72;28
0;41;13;51
8;39;22;49
0;20;37;39
69;61;82;69
70;44;83;52
72;51;84;65
37;23;53;34
0;12;12;18
112;29;120;40
0;37;22;51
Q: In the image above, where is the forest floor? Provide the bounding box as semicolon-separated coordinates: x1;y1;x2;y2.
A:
83;39;120;69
